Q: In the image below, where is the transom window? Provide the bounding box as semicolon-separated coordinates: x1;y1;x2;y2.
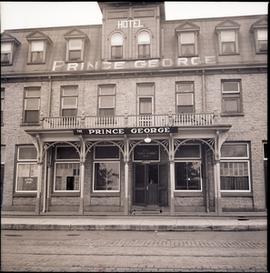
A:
176;82;194;113
178;32;197;56
1;42;12;64
111;33;123;59
220;142;250;192
137;31;151;59
93;145;120;192
61;86;78;116
221;80;242;114
67;39;83;61
23;87;41;123
30;40;45;63
15;146;38;192
98;85;116;116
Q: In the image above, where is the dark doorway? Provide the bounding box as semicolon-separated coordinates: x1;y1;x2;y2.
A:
133;163;168;206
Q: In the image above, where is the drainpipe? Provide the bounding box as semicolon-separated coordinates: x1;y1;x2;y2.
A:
201;70;206;112
48;76;52;117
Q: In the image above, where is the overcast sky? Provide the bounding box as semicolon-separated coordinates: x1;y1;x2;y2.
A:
0;1;268;32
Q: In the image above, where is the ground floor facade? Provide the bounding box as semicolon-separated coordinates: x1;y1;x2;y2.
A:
1;124;267;216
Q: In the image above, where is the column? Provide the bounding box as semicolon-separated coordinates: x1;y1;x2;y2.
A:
35;161;43;215
42;150;47;213
214;158;222;215
169;134;175;215
79;137;86;214
124;136;129;215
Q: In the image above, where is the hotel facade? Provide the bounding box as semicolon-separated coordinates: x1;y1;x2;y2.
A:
1;2;268;216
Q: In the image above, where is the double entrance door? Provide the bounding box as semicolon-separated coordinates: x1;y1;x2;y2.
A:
133;163;168;206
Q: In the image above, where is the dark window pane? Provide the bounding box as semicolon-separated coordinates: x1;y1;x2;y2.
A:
181;44;195;56
222;81;239;92
258;41;267;52
69;50;81;61
222;97;240;113
56;147;79;159
221;176;249;190
99;108;115;116
31;51;44;63
138;44;150;58
134;145;159;161
264;143;268;159
24;110;39;123
222;42;236;54
62;109;77;116
95;146;119;159
18;147;37;160
111;46;123;59
175;145;200;158
177;105;194;113
1;53;11;63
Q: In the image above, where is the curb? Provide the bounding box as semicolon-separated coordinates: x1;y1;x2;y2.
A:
1;224;267;231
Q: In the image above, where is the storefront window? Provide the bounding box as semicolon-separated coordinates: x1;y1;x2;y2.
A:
15;146;38;192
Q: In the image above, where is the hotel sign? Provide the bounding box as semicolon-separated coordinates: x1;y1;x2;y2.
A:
73;127;177;135
117;19;144;29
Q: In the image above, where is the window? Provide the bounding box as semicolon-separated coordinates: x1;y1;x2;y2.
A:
137;31;150;59
1;42;12;64
15;146;38;192
175;144;202;191
56;146;79;160
221;80;242;114
176;82;194;113
220;142;250;192
218;30;238;55
1;88;4;126
93;145;120;192
255;29;267;53
178;32;197;56
29;40;45;63
61;86;78;116
23;87;41;123
54;162;80;191
111;33;123;59
67;39;83;61
98;85;116;116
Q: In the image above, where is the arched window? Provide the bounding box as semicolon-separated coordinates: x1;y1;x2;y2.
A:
137;31;150;58
111;33;123;59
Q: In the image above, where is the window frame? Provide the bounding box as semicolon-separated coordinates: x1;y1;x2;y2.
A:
218;29;239;55
66;38;84;62
15;145;38;193
175;143;201;159
175;81;195;113
137;30;151;59
220;142;251;193
53;161;80;193
60;86;78;117
28;40;46;64
254;28;268;54
178;31;198;57
110;32;124;60
221;80;242;115
132;144;160;163
1;42;14;65
94;145;120;160
55;145;80;161
97;85;116;116
23;87;41;124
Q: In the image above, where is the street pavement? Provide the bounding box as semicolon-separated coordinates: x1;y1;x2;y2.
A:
1;215;267;231
1;229;267;272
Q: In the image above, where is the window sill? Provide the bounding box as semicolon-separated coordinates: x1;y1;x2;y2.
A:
178;55;199;58
91;191;120;197
221;192;252;197
21;122;40;127
13;192;37;197
174;191;203;197
65;60;83;63
27;62;46;65
219;53;240;56
256;51;267;54
220;113;244;117
51;192;80;197
1;63;13;66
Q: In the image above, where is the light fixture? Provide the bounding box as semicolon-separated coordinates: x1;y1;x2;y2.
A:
144;135;151;143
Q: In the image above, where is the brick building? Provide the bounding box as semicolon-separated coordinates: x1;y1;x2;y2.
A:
0;2;267;216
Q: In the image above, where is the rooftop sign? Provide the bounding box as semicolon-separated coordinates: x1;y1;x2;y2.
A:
52;56;216;72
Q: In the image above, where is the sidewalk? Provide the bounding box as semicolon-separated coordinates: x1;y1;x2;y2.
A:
1;215;267;231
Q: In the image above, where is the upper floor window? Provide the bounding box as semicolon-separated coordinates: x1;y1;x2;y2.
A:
178;32;198;57
111;33;123;59
98;85;116;116
137;31;151;59
221;80;242;115
61;86;78;116
215;20;239;55
67;39;83;62
1;42;13;65
23;87;41;124
29;40;45;63
176;82;194;113
1;88;4;126
255;29;267;53
219;30;238;55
